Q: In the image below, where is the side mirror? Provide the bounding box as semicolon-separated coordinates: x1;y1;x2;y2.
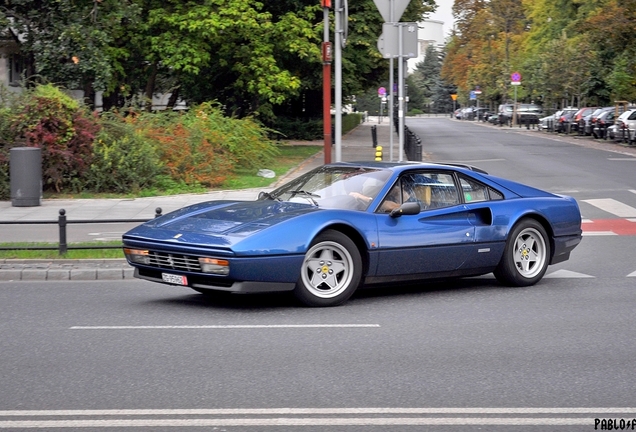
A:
389;202;420;218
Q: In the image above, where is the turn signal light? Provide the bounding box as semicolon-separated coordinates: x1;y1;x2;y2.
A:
124;248;150;264
198;257;230;275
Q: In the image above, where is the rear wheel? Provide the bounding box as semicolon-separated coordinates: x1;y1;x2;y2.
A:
494;219;550;287
293;230;362;307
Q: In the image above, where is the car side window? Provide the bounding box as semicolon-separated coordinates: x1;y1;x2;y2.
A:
379;172;460;212
459;176;488;203
458;174;504;202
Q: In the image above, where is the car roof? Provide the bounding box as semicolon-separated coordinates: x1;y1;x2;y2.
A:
329;161;489;175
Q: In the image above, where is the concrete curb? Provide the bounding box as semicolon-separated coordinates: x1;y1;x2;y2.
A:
0;259;134;281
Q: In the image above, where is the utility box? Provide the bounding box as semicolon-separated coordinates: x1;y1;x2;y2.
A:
10;147;42;207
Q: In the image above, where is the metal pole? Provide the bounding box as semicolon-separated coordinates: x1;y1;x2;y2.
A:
398;23;404;161
513;85;518;127
389;59;394;162
322;2;332;164
58;209;67;255
334;0;342;162
388;0;394;162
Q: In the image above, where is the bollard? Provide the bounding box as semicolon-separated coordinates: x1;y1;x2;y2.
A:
155;208;163;218
58;209;67;255
371;125;378;148
374;145;383;161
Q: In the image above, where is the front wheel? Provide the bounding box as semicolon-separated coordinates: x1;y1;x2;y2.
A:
494;219;550;287
293;230;362;307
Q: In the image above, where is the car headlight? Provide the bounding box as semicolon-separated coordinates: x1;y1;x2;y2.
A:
124;248;151;265
198;257;230;275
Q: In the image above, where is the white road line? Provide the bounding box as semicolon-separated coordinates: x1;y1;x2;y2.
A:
3;408;636;428
441;158;506;163
607;158;636;161
582;198;636;217
0;417;603;428
2;408;636;416
69;324;381;330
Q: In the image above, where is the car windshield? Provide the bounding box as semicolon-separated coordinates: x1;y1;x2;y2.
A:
265;166;392;210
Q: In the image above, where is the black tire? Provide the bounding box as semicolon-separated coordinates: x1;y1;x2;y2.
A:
494;219;551;287
293;230;362;307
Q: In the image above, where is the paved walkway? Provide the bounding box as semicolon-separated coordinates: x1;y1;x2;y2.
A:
0;118;400;281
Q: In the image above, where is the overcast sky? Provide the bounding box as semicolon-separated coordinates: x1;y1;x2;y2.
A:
428;1;455;37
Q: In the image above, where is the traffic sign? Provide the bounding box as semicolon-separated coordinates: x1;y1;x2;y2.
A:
372;0;410;22
377;23;418;58
378;87;386;96
511;72;521;82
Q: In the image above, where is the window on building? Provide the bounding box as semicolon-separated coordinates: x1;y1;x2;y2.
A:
8;54;24;86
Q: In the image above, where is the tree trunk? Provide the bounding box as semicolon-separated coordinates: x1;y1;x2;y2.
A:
166;86;180;110
83;81;96;111
144;62;158;112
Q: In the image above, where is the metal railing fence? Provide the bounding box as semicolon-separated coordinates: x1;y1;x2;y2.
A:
0;208;163;255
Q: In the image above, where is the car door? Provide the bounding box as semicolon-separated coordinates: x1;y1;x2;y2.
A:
373;171;476;278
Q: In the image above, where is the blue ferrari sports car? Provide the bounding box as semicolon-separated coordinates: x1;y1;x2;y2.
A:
123;162;582;307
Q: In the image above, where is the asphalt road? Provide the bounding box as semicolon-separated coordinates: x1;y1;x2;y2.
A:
0;278;634;431
1;117;635;431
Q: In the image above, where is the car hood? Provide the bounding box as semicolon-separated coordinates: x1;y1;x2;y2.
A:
123;200;320;248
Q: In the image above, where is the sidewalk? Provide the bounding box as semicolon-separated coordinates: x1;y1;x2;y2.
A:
0;119;399;281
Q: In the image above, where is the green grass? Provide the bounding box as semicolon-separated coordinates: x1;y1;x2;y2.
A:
221;144;322;190
0;242;125;260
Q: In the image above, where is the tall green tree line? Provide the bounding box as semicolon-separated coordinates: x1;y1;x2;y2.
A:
441;0;636;111
0;0;435;123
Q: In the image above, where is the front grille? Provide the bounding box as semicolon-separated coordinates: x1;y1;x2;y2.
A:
147;251;202;272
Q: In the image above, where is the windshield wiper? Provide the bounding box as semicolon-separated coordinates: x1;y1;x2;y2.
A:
258;191;281;201
289;190;320;206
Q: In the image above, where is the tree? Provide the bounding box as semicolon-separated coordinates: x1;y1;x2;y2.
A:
1;0;438;122
0;0;140;109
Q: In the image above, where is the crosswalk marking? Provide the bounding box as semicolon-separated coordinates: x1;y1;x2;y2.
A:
582;198;636;217
545;270;594;279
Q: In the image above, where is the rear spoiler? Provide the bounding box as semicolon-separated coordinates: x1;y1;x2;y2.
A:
436;162;489;175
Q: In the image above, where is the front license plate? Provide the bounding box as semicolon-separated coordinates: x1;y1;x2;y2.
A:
162;273;188;286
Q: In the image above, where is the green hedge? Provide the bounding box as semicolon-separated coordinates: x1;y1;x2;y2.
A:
270;112;364;141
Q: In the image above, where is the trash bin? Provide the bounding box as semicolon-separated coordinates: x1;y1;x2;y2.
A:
10;147;42;207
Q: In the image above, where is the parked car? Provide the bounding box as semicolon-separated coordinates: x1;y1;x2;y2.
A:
572;107;597;133
586;107;614;136
498;103;543;125
592;110;616;139
538;113;557;131
555;107;579;133
615;109;636;143
123;162;583;307
473;107;489;121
